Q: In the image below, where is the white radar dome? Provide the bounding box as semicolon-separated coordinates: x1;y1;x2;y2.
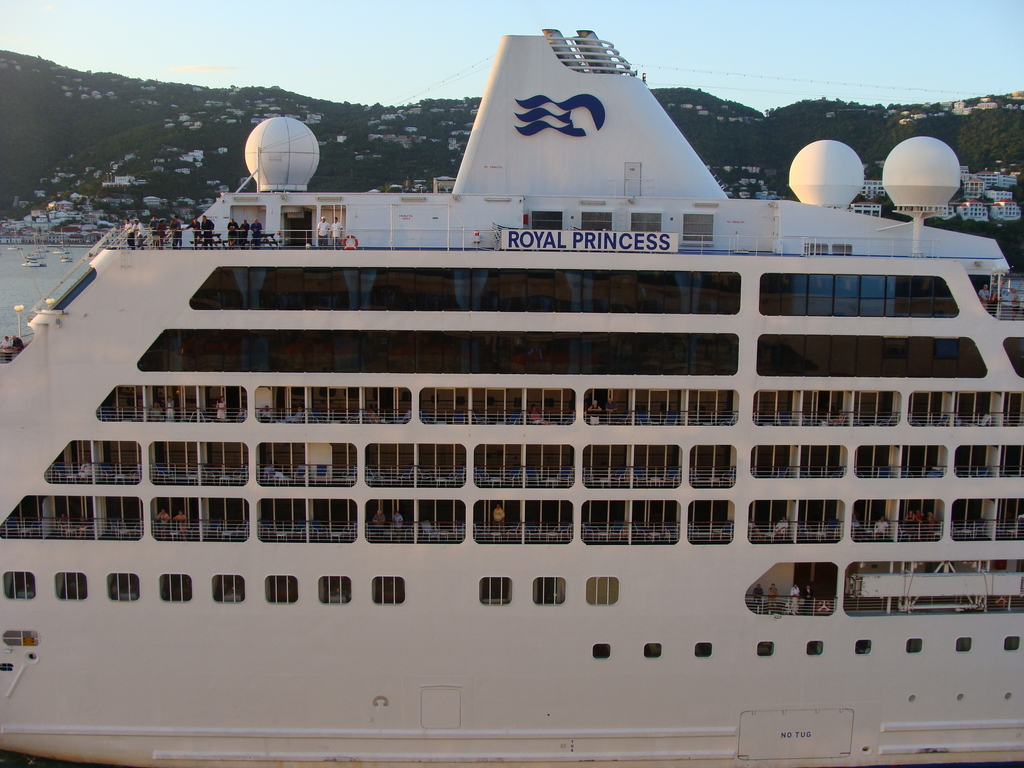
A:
789;140;864;207
882;136;960;208
244;117;320;192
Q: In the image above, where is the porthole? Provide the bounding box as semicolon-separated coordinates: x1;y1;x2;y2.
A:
643;643;662;658
806;640;823;656
1004;636;1020;651
694;642;713;658
906;638;923;653
593;643;611;659
955;637;972;653
756;641;774;657
855;639;872;655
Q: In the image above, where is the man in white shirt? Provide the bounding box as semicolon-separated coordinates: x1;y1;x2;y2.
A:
329;217;343;248
316;216;330;248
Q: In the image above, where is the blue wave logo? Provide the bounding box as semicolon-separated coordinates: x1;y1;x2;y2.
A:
514;94;606;137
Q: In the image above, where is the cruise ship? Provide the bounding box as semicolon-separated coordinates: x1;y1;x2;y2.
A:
0;30;1021;768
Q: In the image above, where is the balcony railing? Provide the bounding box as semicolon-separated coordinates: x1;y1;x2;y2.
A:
258;519;357;543
688;467;736;488
754;411;899;427
951;519;1024;541
150;464;249;486
685;521;735;544
471;521;572;544
581;521;679;544
747;520;843;543
45;462;141;484
474;466;574;488
256;408;412;424
422;409;575;425
365;465;465;488
844;594;1024;614
751;465;846;479
585;411;737;426
745;593;836;616
581;466;681;488
257;464;357;487
909;411;1021;427
0;517;142;540
152;519;249;542
365;520;466;544
850;520;943;542
96;406;246;423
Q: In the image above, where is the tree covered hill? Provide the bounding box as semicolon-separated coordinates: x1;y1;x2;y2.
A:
1;48;1022;217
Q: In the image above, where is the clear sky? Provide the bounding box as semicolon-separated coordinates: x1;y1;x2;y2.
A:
2;0;1021;112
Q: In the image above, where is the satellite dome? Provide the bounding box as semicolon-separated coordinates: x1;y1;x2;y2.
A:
789;140;864;207
244;117;320;192
882;136;960;208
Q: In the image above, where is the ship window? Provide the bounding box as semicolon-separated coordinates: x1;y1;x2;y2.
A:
107;573;139;602
580;211;613;231
479;577;512;605
3;572;35;600
372;576;405;605
760;273;958;318
533;576;565;605
530;211;563;230
955;637;972;653
1004;339;1024;377
644;643;662;658
0;664;12;671
2;631;39;647
694;642;713;658
159;574;192;603
319;576;352;604
806;641;823;656
906;638;923;653
586;576;619;605
682;213;713;243
630;212;661;232
212;574;245;603
55;572;87;601
855;639;872;655
756;641;774;657
265;575;298;604
592;643;611;659
1005;636;1020;651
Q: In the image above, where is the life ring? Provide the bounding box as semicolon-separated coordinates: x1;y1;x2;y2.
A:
816;600;831;614
343;235;359;250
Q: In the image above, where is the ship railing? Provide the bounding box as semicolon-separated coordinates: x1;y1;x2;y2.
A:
746;593;836;616
983;302;1024;321
44;462;141;485
581;521;680;544
419;409;576;425
150;464;248;486
753;410;899;426
257;464;358;487
97;405;246;422
953;465;998;478
0;346;27;365
995;519;1024;540
685;520;735;544
364;520;467;544
849;519;944;542
688;466;736;488
951;519;996;541
152;519;250;542
475;465;574;488
585;410;736;426
909;411;1016;427
581;466;681;488
750;465;846;479
365;465;466;488
472;521;573;544
673;233;944;259
257;519;358;543
747;520;843;543
255;407;411;424
853;465;901;479
0;517;143;540
843;594;1024;615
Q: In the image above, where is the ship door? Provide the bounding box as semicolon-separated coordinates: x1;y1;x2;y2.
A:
282;206;314;247
420;686;461;729
624;162;642;197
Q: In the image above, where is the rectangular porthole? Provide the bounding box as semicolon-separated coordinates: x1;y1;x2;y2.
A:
855;639;872;655
533;576;565;605
806;640;824;656
592;643;611;659
479;577;512;605
3;572;35;600
586;576;619;605
2;631;39;647
265;575;298;604
1005;636;1021;651
159;574;192;602
107;573;139;602
694;642;713;658
0;663;12;671
644;642;662;658
318;576;352;604
372;576;405;605
906;638;923;653
955;637;972;653
55;572;87;601
756;641;774;657
212;574;245;603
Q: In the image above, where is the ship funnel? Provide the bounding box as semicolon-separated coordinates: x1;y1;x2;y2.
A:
453;32;725;199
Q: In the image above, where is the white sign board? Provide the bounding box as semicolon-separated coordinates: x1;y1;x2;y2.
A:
501;229;679;253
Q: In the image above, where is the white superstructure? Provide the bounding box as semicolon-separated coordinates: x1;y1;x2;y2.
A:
0;30;1022;768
